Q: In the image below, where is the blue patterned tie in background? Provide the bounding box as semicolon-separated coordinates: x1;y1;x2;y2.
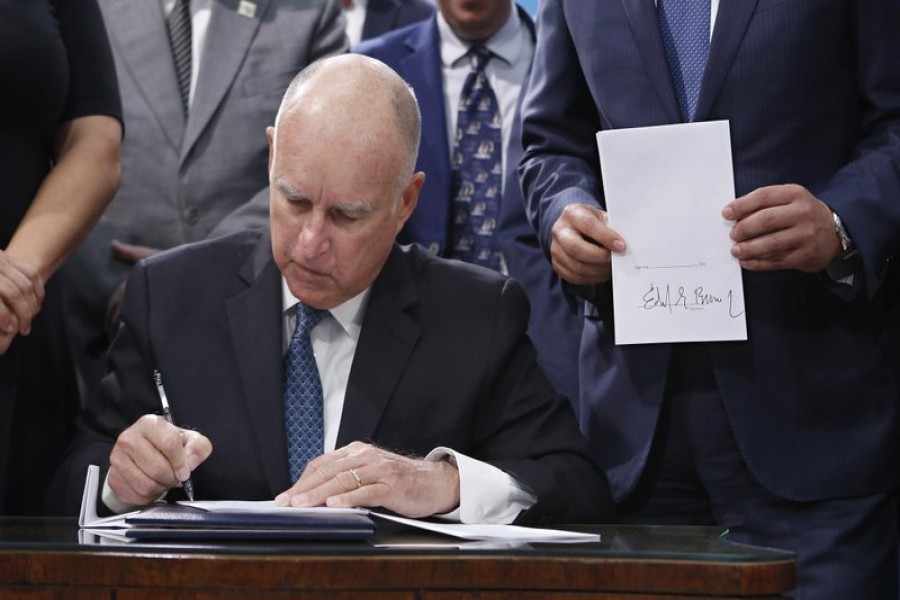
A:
450;46;503;271
658;0;711;122
283;303;327;483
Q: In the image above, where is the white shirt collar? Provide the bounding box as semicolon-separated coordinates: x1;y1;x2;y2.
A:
437;1;521;69
281;278;369;339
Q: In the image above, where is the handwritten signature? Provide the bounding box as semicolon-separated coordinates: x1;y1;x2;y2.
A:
641;283;744;318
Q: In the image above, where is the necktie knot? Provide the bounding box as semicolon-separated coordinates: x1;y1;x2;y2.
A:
294;303;327;337
469;46;493;73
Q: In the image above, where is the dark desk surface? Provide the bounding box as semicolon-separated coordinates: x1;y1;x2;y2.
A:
0;518;795;599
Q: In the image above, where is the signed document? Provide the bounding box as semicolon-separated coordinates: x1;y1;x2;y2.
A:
597;121;747;345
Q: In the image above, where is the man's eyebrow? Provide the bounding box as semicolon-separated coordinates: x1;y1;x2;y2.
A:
276;179;305;200
333;200;375;214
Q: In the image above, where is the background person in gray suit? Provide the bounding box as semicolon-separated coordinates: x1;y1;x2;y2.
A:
62;0;347;403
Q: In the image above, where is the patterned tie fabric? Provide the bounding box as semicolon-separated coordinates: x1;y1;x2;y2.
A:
449;46;504;271
283;303;327;482
166;0;192;113
658;0;711;122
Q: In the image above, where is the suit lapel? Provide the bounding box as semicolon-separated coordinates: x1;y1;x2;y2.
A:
694;0;759;121
336;247;421;446
226;235;291;495
181;0;271;162
101;0;186;150
619;0;681;122
398;19;452;247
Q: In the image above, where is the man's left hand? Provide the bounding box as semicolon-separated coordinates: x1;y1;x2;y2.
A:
274;441;461;518
723;184;842;273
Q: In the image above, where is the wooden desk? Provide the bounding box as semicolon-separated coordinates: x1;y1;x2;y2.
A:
0;518;794;599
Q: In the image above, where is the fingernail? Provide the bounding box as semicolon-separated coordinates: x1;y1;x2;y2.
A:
274;493;288;506
612;240;625;253
187;454;201;470
176;466;190;482
290;494;309;507
722;206;734;220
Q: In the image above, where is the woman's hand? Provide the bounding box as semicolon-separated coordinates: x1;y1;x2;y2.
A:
0;251;44;355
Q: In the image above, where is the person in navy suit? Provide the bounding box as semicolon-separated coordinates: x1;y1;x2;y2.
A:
519;1;900;597
343;0;434;46
354;0;582;401
48;55;612;526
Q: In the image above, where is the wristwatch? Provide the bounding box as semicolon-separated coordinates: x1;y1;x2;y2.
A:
831;210;854;256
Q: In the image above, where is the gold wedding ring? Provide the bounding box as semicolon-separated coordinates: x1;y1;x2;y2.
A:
350;468;362;489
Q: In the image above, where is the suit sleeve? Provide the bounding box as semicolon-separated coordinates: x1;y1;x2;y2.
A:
518;0;604;259
472;278;613;525
817;0;900;298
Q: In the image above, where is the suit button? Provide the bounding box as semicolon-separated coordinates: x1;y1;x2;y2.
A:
427;242;440;255
184;207;200;224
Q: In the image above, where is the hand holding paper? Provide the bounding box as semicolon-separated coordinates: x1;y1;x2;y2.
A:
724;184;841;272
108;413;212;506
550;203;626;286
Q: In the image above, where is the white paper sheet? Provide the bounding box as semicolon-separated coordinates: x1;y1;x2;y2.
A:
597;121;747;345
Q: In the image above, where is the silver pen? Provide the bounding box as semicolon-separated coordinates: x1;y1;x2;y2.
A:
153;369;195;501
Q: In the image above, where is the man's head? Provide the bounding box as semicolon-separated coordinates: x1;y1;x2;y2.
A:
437;0;512;42
268;55;425;310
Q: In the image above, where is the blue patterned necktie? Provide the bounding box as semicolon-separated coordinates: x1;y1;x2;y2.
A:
449;46;504;271
658;0;711;122
283;303;327;482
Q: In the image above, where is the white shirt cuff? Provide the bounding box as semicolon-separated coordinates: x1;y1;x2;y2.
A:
426;446;536;524
101;471;142;514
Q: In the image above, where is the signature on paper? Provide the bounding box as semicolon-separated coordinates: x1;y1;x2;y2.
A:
640;282;744;318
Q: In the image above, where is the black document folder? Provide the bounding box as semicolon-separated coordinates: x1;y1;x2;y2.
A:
122;503;376;542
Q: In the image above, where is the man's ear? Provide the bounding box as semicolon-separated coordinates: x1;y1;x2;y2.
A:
266;126;276;176
396;172;425;230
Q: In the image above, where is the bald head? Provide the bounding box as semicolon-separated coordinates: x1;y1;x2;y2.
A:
274;55;421;183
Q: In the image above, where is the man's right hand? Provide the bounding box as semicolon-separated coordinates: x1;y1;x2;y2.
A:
108;414;212;506
550;203;626;286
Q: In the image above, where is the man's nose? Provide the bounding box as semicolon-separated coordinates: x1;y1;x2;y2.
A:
296;214;331;257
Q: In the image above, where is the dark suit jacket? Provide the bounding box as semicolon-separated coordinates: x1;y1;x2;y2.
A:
520;0;900;503
353;8;583;402
49;232;613;524
361;0;433;41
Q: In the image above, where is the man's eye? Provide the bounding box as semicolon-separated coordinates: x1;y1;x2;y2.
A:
333;210;361;223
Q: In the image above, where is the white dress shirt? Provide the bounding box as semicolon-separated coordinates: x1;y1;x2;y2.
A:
437;2;534;182
280;279;536;524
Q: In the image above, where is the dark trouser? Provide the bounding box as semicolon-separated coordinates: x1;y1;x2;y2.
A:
618;345;898;599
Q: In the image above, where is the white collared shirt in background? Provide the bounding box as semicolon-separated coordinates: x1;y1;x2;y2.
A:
280;278;535;524
343;0;368;47
437;2;534;185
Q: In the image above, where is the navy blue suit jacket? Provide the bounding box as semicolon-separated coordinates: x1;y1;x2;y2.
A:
520;0;900;502
354;9;583;401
